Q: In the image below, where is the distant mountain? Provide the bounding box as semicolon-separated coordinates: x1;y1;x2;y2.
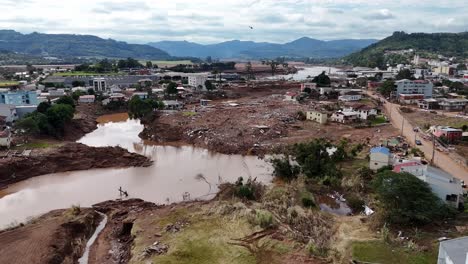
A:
148;37;377;59
344;31;468;68
0;30;171;60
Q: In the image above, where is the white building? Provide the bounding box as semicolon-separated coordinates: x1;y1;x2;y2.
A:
78;95;95;104
395;79;433;98
370;147;391;170
0;104;18;123
394;162;464;208
188;74;208;90
438;237;468;264
342;104;378;120
306;111;328;124
93;78;107;92
0;128;11;148
338;91;362;102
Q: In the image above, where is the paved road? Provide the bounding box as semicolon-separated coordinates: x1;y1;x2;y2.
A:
369;92;468;182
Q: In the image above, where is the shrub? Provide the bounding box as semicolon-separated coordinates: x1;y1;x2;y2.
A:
347;194;365;214
373;171;456;225
270;156;300;181
302;197;315;208
248;210;274;229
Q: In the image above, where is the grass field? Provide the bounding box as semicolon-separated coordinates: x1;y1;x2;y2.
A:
142;60;194;67
0;81;20;87
53;71;123;77
352;241;437;264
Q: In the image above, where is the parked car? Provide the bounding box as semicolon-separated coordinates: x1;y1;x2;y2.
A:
415;140;422;145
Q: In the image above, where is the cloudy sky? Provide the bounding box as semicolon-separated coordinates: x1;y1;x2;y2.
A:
0;0;467;44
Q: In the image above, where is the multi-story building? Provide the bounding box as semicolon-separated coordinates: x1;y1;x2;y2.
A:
0;91;38;106
438;98;468;111
93;78;107;92
188;74;208;90
430;126;463;143
395;79;433;98
306;111;328;124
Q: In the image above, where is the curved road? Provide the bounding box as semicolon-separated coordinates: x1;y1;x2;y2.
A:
370;92;468;182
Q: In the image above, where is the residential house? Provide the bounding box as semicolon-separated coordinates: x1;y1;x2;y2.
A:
0;127;11;148
438;237;468;264
306;111;328;124
78;95;96;104
430;126;463;143
162;100;183;110
438;98;468;111
394;162;465;208
342;104;378;120
284;92;298;101
319;87;334;95
418;99;439;110
330;111;358;124
0;104;18;123
338;91;362;102
0;90;39;106
395;79;433;98
15;105;37;118
369;147;391;170
102;93;126;106
399;94;425;104
133;92;149;100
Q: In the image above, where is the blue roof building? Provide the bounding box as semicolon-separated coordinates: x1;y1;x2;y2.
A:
0;91;39;106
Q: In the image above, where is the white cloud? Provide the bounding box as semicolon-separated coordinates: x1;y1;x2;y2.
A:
0;0;466;44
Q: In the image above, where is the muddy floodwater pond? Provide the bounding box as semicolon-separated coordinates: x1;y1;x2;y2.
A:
0;114;272;228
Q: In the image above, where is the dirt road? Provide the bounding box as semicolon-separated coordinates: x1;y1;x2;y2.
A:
369;92;468;181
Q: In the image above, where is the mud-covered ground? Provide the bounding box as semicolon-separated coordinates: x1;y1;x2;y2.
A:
141;85;398;155
0;208;101;264
0;142;152;189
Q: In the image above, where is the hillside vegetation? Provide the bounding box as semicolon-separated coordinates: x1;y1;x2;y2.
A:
0;30;171;60
344;31;468;68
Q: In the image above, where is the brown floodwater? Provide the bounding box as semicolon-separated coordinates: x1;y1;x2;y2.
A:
0;114;272;228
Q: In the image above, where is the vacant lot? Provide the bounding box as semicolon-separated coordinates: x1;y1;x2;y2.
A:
352;241;437;264
403;111;468;130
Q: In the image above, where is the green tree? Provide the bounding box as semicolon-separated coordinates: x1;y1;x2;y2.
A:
128;96;152;119
46;104;75;136
457;63;467;71
56;95;75;107
15;116;39;135
146;61;153;68
204;80;214;91
37;101;51;113
271;156;300;181
166;82;178;95
378;80;395;97
395;69;415;80
72;90;86;101
312;71;331;87
372;171;455;225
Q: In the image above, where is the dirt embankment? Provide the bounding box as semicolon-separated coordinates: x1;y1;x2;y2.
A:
0;143;152;189
89;199;160;264
0;208;101;264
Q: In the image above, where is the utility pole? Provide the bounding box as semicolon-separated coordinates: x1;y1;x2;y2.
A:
401;117;404;137
431;134;436;165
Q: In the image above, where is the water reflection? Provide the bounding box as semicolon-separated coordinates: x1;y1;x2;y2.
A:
0;114;272;227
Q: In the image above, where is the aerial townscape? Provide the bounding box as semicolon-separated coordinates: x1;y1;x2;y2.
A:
0;1;468;264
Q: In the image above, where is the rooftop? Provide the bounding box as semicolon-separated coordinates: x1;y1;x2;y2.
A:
439;236;468;264
370;146;390;155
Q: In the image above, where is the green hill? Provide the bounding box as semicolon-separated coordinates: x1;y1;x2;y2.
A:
344;31;468;68
0;30;171;60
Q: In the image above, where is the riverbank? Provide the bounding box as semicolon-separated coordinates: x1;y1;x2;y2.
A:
0;208;101;264
0;142;152;189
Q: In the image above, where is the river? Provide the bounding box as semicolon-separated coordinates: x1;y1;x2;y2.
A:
265;66;341;81
0;114;272;228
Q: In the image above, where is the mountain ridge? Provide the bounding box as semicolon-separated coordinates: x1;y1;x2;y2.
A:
148;37;378;59
0;30;171;60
